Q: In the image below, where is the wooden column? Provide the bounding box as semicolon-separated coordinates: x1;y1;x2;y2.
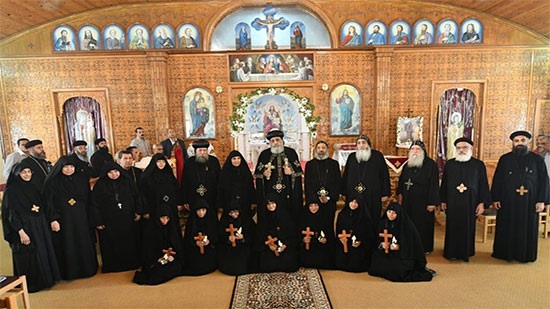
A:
147;51;170;143
373;47;394;154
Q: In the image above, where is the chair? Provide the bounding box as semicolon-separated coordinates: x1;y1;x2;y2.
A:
0;275;30;309
478;208;497;243
539;205;549;239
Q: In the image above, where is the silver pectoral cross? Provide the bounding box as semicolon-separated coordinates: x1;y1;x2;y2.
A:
404;179;413;190
196;184;208;196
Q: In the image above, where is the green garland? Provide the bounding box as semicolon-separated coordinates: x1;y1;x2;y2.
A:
230;87;320;135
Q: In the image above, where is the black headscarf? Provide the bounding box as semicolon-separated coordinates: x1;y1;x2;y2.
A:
140;154;176;183
217;150;255;213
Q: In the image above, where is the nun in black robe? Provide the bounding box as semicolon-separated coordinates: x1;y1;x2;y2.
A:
43;156;98;280
334;194;375;272
216;150;257;221
182;199;218;276
140;153;182;225
298;200;335;269
217;199;257;276
368;202;434;282
133;204;184;285
92;162;141;273
1;162;61;292
256;194;299;273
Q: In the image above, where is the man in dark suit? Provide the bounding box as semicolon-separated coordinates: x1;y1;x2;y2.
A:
160;128;187;160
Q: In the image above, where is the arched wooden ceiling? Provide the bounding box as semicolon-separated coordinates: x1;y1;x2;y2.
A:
0;0;548;41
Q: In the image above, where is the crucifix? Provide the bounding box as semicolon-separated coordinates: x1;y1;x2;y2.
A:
251;5;289;50
338;229;351;253
225;224;238;247
379;229;394;254
265;235;280;256
456;183;468;193
516;185;528;196
301;227;315;250
404;179;414;190
31;204;40;212
264;161;275;180
194;232;206;254
404;107;414;118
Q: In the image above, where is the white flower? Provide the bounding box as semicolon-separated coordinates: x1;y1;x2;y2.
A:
268;88;276;95
240;97;248;103
280;88;286;93
301;98;308;104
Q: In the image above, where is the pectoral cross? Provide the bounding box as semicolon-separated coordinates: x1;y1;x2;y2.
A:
31;204;40;212
379;229;393;254
317;187;329;197
68;198;76;206
338;229;351;253
301;227;315;250
194;232;206;254
196;184;207;196
264;161;275;180
456;183;468;193
225;224;238;247
516;185;528;196
265;235;280;256
404;179;414;190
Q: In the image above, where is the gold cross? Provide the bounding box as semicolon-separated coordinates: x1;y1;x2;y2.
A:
404;179;413;190
196;184;208;196
516;185;528;196
264;161;275;180
456;183;468;193
68;198;76;206
31;204;40;212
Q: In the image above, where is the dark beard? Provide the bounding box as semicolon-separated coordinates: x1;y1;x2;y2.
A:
99;146;109;153
512;145;528;156
315;153;328;160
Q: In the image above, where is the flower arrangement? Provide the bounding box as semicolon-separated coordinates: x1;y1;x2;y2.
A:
230;87;320;135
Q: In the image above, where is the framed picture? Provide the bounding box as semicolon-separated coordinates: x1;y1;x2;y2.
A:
78;24;101;50
460;18;482;44
413;19;435;45
152;23;175;49
235;22;251;50
53;25;77;51
341;21;363;47
389;20;410;45
396;116;423;148
127;23;150;50
103;24;126;50
436;19;458;44
366;20;387;45
183;88;215;139
228;53;313;82
177;23;200;49
330;84;361;136
290;21;306;49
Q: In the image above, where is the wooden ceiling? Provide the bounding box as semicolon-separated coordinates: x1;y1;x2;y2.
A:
0;0;548;41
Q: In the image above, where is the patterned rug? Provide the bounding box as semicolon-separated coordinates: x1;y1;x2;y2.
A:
230;268;332;309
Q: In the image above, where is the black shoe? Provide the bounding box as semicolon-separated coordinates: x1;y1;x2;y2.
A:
425;268;437;277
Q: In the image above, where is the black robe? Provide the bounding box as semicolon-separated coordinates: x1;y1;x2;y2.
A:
68;152;93;179
1;164;61;292
254;147;303;220
90;148;114;178
342;150;390;224
440;158;491;261
182;206;218;276
397;158;440;253
491;151;548;262
368;203;433;282
92;164;140;273
334;197;375;272
217;210;256;275
298;204;335;269
43;156;98;280
304;157;342;224
20;156;50;192
133;214;184;285
182;155;220;213
256;203;299;273
216;150;257;221
123;166;143;187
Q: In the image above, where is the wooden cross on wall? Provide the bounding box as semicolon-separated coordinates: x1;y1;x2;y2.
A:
405;107;414;118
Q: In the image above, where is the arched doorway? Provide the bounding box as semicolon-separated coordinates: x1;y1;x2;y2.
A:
63;96;105;161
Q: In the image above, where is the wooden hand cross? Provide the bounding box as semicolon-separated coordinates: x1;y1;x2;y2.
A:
338;229;351;253
379;229;393;254
194;232;205;254
265;235;280;256
301;227;315;250
226;223;238;247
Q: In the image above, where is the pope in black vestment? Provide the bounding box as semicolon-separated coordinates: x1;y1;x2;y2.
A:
342;135;390;224
43;156;98;280
304;140;342;225
368;202;434;282
440;138;491;261
298;200;335;269
92;162;141;273
183;199;218;276
397;140;440;253
491;131;548;262
254;130;303;220
133;204;184;285
2;162;61;292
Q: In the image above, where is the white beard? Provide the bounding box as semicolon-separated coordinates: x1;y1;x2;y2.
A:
76;153;88;162
408;152;424;168
270;145;284;154
356;148;371;162
455;151;472;162
195;155;208;164
315;153;328;160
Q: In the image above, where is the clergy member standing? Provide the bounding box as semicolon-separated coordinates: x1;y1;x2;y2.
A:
20;139;51;192
342;135;390;225
491;131;548;262
440;137;491;261
397;140;440;254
